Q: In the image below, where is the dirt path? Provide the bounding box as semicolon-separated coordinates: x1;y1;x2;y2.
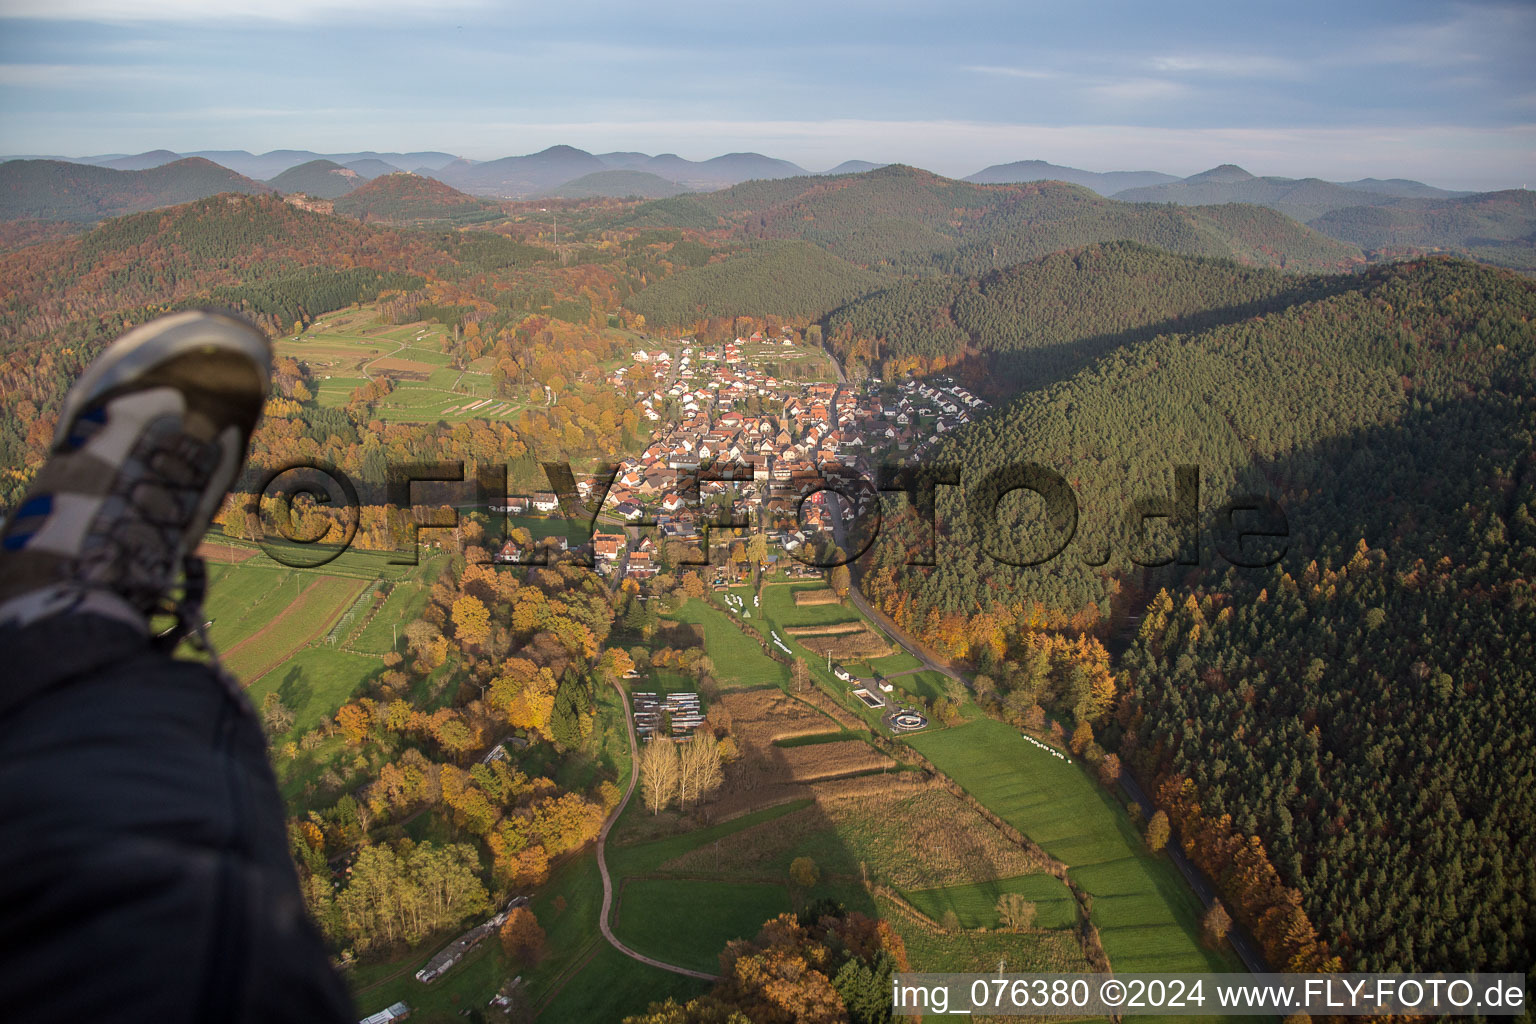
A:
595;680;720;982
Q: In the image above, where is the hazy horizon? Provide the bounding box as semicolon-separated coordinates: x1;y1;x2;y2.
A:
1;137;1527;194
1;0;1531;193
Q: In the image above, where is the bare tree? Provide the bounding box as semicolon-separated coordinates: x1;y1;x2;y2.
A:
638;739;679;815
678;730;723;808
996;893;1038;932
791;657;810;693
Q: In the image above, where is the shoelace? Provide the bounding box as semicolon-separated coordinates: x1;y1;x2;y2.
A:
137;435;252;709
83;426;218;638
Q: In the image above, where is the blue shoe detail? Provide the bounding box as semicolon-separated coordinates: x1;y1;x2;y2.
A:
2;494;52;550
12;494;53;521
64;406;108;451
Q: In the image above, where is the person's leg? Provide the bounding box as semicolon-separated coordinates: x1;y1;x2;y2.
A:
0;312;352;1022
0;614;352;1022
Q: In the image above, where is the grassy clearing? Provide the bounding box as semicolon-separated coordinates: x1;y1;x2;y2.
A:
248;646;382;738
350;579;430;654
202;547;393;674
522;852;605;999
640;666;696;694
761;582;863;627
221;539;420;583
849;649;925;675
614;879;790;973
503;514;576;541
312;374;370;407
614;783;1098;991
665;598;788;689
907;718;1236;975
904;873;1078;930
609;799;812;874
204;562;300;651
221;574;368;681
890;669;951;701
661;788;1049;893
281;309;526;424
537;943;707;1023
883;890;1094;979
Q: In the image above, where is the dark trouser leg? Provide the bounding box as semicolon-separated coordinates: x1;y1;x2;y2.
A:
0;615;353;1024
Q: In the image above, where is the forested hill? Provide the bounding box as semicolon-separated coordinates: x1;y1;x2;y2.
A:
0;157;273;222
1310;190;1536;271
265;159;366;199
626;240;883;326
538;169;689;200
0;193;569;510
875;256;1534;635
0;193;449;348
618;165;1363;273
333;173;504;227
825;241;1349;386
862;256;1536;974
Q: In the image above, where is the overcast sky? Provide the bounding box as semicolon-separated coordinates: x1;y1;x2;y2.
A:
1;0;1532;190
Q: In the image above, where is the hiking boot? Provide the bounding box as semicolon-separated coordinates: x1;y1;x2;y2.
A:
0;311;271;643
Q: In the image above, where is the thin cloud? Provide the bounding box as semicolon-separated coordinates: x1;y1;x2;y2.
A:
965;65;1060;81
1149;54;1300;77
0;63;180;86
0;0;487;22
1346;3;1536;69
1089;77;1190;102
968;65;1194;106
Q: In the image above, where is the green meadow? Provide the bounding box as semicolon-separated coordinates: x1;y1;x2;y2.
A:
908;718;1239;976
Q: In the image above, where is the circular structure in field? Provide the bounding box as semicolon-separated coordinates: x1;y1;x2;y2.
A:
890;709;928;732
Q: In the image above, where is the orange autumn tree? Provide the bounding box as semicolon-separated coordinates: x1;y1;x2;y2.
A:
624;909;908;1024
335;699;375;745
1155;776;1340;971
499;907;545;965
490;658;560;737
451;593;491;647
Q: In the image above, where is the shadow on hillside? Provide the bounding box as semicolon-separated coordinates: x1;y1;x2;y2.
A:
1125;384;1534;965
1129;383;1534;606
940;274;1370;401
605;660;1099;979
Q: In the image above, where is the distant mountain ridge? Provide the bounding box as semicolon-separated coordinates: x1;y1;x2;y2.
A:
1114;163;1474;220
429;145;608;197
537;169;688;200
426;146;817;197
594;150;810;190
342;158;403;180
1310;190;1536;269
99;149;182;171
0;148;1491;200
0;157;272;222
622;164;1362;277
0;149;460;180
966;159;1180;195
817;160;888;176
1111;163;1525;265
1;145;1522;266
